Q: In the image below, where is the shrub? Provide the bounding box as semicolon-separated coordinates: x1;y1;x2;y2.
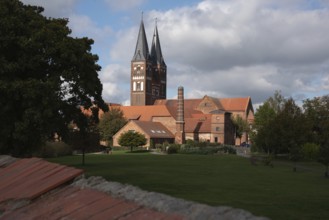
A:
220;145;237;154
302;143;319;161
167;144;180;154
178;145;236;155
39;141;72;158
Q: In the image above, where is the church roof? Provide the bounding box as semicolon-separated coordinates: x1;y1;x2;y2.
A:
219;97;253;112
131;121;174;138
154;96;252;113
150;23;166;66
132;19;150;61
114;105;172;121
185;116;212;133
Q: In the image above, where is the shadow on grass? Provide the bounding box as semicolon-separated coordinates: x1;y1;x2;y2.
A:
126;150;150;154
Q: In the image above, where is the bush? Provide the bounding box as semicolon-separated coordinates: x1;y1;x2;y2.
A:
178;145;236;155
302;143;319;161
112;146;129;151
167;144;180;154
39;141;72;158
221;145;237;154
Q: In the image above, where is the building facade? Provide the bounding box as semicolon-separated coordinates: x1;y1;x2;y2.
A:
109;19;254;148
131;19;166;106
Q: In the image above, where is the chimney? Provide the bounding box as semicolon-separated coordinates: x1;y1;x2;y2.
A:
175;86;185;144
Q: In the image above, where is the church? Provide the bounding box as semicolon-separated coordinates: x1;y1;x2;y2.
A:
111;19;254;147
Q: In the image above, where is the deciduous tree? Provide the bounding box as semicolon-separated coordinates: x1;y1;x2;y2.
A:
98;108;127;147
118;131;147;152
304;95;329;176
252;102;276;154
0;0;108;156
231;115;249;145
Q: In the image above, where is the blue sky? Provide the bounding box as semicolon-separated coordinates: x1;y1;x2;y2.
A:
21;0;329;108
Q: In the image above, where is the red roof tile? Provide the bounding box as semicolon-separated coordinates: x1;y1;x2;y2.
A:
117;105;172;121
155;96;252;113
0;158;185;220
133;121;174;138
0;158;83;202
219;97;251;111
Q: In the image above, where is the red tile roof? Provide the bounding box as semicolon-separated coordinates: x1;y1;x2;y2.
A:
0;157;83;202
0;158;184;220
155;96;252;113
219;97;251;111
116;105;172;121
132;121;174;138
185;117;211;133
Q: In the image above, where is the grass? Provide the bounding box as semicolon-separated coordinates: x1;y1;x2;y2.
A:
48;152;329;220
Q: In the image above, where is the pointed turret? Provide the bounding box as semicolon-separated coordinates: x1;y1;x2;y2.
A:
132;18;150;61
150;20;166;66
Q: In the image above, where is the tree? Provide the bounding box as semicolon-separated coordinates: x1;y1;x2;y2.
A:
304;95;329;177
0;0;108;156
276;98;307;167
252;93;307;159
231;114;249;145
252;102;276;154
118;131;147;152
67;105;101;165
318;145;329;177
252;92;285;154
98;108;127;147
267;90;285;113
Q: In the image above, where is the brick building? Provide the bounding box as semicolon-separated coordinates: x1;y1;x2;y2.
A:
111;18;254;147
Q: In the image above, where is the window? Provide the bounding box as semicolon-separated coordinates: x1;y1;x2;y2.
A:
136;82;141;91
133;82;136;91
215;127;220;131
214;137;218;143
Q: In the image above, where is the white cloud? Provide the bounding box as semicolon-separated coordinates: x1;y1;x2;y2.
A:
21;0;78;18
21;0;329;107
68;14;113;43
134;0;329;105
99;64;130;104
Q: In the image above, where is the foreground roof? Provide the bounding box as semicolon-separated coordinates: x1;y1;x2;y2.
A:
0;156;183;219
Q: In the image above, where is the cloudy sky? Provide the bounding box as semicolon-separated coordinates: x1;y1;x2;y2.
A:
22;0;329;108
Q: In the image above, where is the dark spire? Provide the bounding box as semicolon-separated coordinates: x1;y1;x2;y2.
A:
132;14;150;61
150;18;166;66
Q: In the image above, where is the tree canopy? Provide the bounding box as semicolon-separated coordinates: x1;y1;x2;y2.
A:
231;114;249;144
252;92;329;175
118;131;147;152
98;108;127;146
0;0;108;156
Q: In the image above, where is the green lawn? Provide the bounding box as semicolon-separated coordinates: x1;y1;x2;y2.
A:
48;152;329;220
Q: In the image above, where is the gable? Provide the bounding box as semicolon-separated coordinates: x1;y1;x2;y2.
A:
195;96;221;114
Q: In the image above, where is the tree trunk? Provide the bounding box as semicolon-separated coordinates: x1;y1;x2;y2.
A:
293;162;297;172
82;147;85;166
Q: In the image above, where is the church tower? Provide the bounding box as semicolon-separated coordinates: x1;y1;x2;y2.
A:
131;17;166;106
150;20;167;103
